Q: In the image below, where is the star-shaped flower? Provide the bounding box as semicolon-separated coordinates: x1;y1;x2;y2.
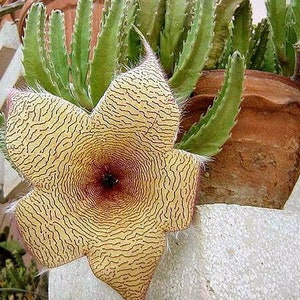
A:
5;47;202;299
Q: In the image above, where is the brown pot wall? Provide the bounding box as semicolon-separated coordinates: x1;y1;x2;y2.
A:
180;70;300;209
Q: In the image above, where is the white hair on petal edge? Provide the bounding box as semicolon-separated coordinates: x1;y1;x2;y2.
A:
199;155;212;172
162;209;202;258
37;268;49;277
6;86;31;95
5;200;20;214
165;234;172;254
166;210;201;244
19;86;34;93
176;95;190;112
30;81;47;94
10;84;54;96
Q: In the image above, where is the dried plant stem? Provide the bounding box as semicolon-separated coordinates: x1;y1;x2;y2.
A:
291;41;300;83
0;0;24;18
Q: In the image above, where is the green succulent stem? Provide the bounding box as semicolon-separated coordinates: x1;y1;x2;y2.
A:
292;0;300;40
247;18;270;70
232;0;252;58
89;0;131;105
266;0;296;76
177;51;245;156
160;0;189;76
169;0;215;101
48;10;76;104
70;0;93;110
137;0;165;52
118;1;137;69
205;0;245;69
22;4;60;95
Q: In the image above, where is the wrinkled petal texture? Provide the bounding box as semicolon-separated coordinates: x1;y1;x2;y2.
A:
6;49;202;300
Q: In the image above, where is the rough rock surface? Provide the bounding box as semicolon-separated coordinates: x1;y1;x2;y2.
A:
49;204;300;300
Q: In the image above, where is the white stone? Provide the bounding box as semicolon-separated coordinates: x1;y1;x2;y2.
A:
194;205;300;299
284;176;300;212
0;22;20;50
0;45;23;108
49;258;122;300
0;152;22;198
0;21;23;108
49;204;300;299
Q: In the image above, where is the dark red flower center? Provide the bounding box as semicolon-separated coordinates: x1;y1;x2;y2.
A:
82;158;139;206
101;172;119;190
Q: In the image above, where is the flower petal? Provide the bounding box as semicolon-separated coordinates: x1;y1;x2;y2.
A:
6;45;203;300
87;226;165;300
15;189;88;268
5;90;95;189
155;150;202;232
80;149;201;298
90;50;180;152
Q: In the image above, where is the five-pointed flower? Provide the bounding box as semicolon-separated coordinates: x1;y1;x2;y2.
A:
5;47;202;299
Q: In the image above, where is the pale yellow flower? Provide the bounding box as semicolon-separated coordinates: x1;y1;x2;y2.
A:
5;49;202;299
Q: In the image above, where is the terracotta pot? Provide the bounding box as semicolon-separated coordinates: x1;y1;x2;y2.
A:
18;0;104;52
179;70;300;209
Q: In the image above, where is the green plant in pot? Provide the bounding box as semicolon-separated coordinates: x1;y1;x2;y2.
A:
12;0;299;209
1;0;248;299
187;0;300;209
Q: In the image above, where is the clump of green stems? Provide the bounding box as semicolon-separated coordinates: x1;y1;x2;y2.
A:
5;0;300;156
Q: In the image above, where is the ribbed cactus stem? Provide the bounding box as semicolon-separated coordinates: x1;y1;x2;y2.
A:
160;0;189;76
22;4;60;96
177;51;245;157
169;0;215;101
89;0;129;105
137;0;165;51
